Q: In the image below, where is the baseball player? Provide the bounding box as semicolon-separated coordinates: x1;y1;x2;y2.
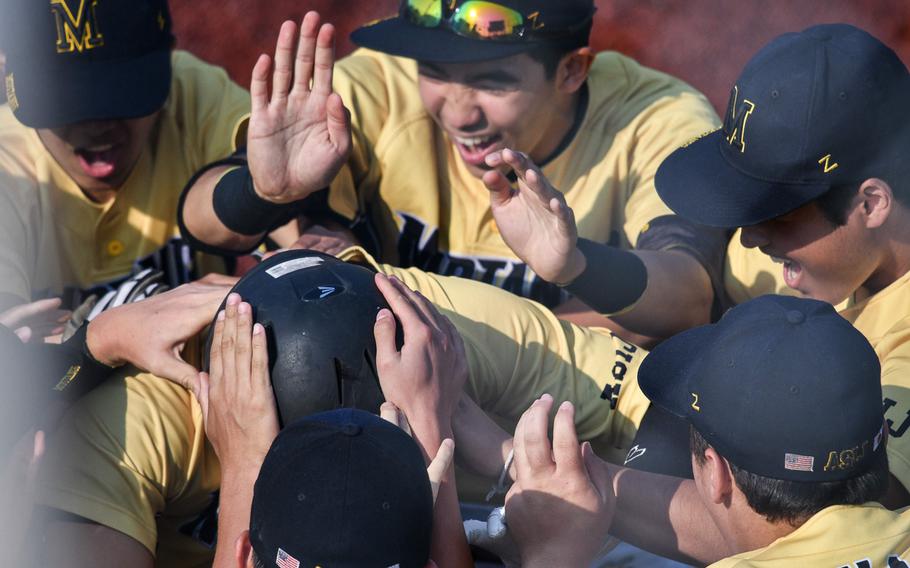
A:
179;2;728;342
0;0;249;316
0;0;258;563
0;278;231;567
199;267;465;567
503;295;908;567
484;23;910;511
34;249;651;567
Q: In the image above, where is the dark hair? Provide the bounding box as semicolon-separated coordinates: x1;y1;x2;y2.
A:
815;183;860;226
251;551;266;568
525;42;578;79
815;174;910;226
524;20;593;80
690;426;889;527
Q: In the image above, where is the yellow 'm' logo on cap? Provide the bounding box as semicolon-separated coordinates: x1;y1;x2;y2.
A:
50;0;104;54
724;85;756;154
5;74;18;112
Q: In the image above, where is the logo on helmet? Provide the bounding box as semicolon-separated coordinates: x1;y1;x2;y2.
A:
303;285;342;301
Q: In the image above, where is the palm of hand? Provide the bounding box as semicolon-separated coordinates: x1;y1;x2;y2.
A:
492;177;577;282
247;93;349;202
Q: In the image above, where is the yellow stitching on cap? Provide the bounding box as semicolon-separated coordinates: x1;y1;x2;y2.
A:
50;0;105;54
5;74;18;112
818;154;839;173
691;392;701;412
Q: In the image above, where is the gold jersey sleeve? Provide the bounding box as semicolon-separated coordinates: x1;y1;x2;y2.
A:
340;246;651;464
0;50;250;299
708;503;910;567
35;371;220;567
324;49;719;306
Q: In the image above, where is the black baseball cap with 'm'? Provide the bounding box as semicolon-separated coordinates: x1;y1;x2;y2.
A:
639;295;885;482
249;409;434;568
656;24;910;228
352;0;595;63
1;0;174;128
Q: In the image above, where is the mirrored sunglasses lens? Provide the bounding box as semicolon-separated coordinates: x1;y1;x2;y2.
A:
451;1;524;39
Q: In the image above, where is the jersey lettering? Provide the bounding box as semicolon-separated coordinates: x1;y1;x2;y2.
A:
395;212;569;307
884;397;910;438
50;0;104;54
839;556;910;568
601;334;638;409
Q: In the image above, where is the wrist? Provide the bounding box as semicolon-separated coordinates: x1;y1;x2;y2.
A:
213;166;302;235
85;316;122;367
554;246;587;287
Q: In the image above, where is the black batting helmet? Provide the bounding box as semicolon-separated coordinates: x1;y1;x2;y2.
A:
205;250;390;426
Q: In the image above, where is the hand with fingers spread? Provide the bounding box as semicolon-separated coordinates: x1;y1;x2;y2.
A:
380;401;455;506
506;395;615;567
483;148;586;285
247;11;352;204
196;293;279;473
85;274;237;391
0;298;70;343
374;274;473;567
196;293;279;568
373;273;469;428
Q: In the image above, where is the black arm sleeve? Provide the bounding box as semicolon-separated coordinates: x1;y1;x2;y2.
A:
562;239;648;315
0;323;116;457
635;215;733;321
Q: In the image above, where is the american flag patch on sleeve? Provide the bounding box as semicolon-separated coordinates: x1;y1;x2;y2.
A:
784;453;814;472
276;548;300;568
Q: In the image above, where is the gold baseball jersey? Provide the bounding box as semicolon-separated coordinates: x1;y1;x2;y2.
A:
323;48;720;306
725;238;910;492
0;50;249;304
36;369;220;568
36;254;650;566
709;503;910;567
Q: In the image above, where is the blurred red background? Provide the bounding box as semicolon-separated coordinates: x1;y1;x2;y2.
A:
169;0;910;113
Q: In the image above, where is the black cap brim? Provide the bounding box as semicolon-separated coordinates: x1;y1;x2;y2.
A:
638;322;717;424
9;48;171;129
351;18;537;63
655;130;832;228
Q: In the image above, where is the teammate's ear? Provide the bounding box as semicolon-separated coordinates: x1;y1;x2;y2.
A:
235;530;254;568
859;178;893;229
703;447;734;506
556;47;594;94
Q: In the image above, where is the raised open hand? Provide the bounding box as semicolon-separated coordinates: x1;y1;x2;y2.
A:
506;395;615;567
247;12;352;204
483;149;586;285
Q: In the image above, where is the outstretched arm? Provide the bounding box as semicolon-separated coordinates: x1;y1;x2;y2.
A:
181;12;351;252
373;274;473;568
196;294;280;568
483;149;715;339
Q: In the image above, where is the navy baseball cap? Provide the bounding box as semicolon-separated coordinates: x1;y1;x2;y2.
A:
1;0;174;128
249;408;434;568
639;295;885;482
655;24;910;228
351;0;595;63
